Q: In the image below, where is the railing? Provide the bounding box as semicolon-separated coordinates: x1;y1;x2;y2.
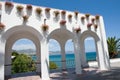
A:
5;59;75;72
50;59;75;69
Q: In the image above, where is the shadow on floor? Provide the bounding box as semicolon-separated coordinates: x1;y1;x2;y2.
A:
7;72;41;80
50;67;120;80
7;67;120;80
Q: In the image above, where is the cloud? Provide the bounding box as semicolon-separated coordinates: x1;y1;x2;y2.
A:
12;38;95;52
85;37;95;41
12;39;60;51
12;39;36;50
12;44;36;50
65;40;74;51
49;39;74;52
85;39;96;52
48;40;60;51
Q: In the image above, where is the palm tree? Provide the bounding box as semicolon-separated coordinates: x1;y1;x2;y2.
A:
107;36;120;58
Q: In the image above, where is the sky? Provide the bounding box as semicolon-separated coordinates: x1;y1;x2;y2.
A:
12;0;120;52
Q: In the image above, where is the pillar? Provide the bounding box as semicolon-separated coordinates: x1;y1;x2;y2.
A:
36;43;41;74
5;42;12;77
95;41;100;67
80;41;89;68
73;33;82;74
0;39;5;80
60;43;66;70
41;38;50;80
97;16;110;70
97;40;108;70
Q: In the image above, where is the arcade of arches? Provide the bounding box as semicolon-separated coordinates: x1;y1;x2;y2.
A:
0;2;110;80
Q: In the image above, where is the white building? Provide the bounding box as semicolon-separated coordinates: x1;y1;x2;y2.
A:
0;1;110;80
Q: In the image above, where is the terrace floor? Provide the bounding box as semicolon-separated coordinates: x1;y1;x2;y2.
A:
8;58;120;80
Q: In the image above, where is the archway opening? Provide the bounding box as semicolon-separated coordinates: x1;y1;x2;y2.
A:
11;38;37;74
65;39;75;69
84;37;98;67
49;39;61;70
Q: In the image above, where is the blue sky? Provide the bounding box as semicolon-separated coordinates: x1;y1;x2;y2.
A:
12;0;120;52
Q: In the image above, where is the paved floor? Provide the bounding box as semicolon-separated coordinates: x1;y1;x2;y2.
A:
8;59;120;80
50;67;120;80
8;72;41;80
8;76;41;80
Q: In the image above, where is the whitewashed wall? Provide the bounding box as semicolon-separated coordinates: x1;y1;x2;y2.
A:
0;1;110;80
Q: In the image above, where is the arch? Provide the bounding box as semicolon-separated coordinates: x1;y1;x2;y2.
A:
11;38;37;74
4;25;42;76
48;29;74;42
2;25;43;41
80;30;100;42
79;30;100;68
48;29;74;70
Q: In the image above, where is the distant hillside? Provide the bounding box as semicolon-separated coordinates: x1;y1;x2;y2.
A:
13;49;73;55
49;51;74;55
13;49;36;55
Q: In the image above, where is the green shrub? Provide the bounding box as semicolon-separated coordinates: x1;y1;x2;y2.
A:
12;53;36;74
49;61;58;69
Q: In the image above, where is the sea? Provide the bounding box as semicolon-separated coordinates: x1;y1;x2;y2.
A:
50;52;96;61
32;52;96;69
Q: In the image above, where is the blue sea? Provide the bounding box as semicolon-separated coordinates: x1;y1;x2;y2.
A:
32;52;96;68
49;52;96;61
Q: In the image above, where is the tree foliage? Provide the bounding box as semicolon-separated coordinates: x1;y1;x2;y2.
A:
12;52;36;74
12;51;19;62
12;51;58;74
12;51;19;57
107;36;120;58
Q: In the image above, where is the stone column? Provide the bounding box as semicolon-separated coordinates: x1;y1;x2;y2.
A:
73;33;82;74
41;37;50;80
60;43;66;70
36;43;41;74
5;42;12;77
80;41;88;68
95;40;100;68
0;39;5;80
